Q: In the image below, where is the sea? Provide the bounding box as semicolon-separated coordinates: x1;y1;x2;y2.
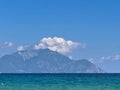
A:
0;74;120;90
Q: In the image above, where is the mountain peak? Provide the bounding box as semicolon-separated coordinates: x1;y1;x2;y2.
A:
17;48;53;61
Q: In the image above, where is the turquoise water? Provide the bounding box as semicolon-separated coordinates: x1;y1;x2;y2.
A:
0;74;120;90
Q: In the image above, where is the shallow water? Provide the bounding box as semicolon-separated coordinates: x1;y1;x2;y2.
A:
0;74;120;90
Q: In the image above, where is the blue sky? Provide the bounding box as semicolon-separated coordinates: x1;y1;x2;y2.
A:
0;0;120;72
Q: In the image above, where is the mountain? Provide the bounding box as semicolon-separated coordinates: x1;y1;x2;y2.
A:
0;49;103;73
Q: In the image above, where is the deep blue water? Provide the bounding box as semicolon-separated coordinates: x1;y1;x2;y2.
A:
0;74;120;90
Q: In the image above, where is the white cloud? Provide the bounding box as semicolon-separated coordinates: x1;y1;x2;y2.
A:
34;37;85;54
17;46;24;51
100;55;120;61
89;54;120;64
0;42;13;48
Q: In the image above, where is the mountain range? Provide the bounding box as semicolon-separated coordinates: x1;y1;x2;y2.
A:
0;49;104;73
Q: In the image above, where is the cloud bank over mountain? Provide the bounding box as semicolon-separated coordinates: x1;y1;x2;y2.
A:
34;37;86;54
16;37;85;54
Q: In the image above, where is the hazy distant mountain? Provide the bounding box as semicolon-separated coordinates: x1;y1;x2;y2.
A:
0;49;103;73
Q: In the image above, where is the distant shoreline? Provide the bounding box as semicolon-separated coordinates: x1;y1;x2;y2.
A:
0;73;120;75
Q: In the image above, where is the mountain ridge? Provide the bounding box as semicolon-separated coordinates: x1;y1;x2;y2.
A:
0;49;104;73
